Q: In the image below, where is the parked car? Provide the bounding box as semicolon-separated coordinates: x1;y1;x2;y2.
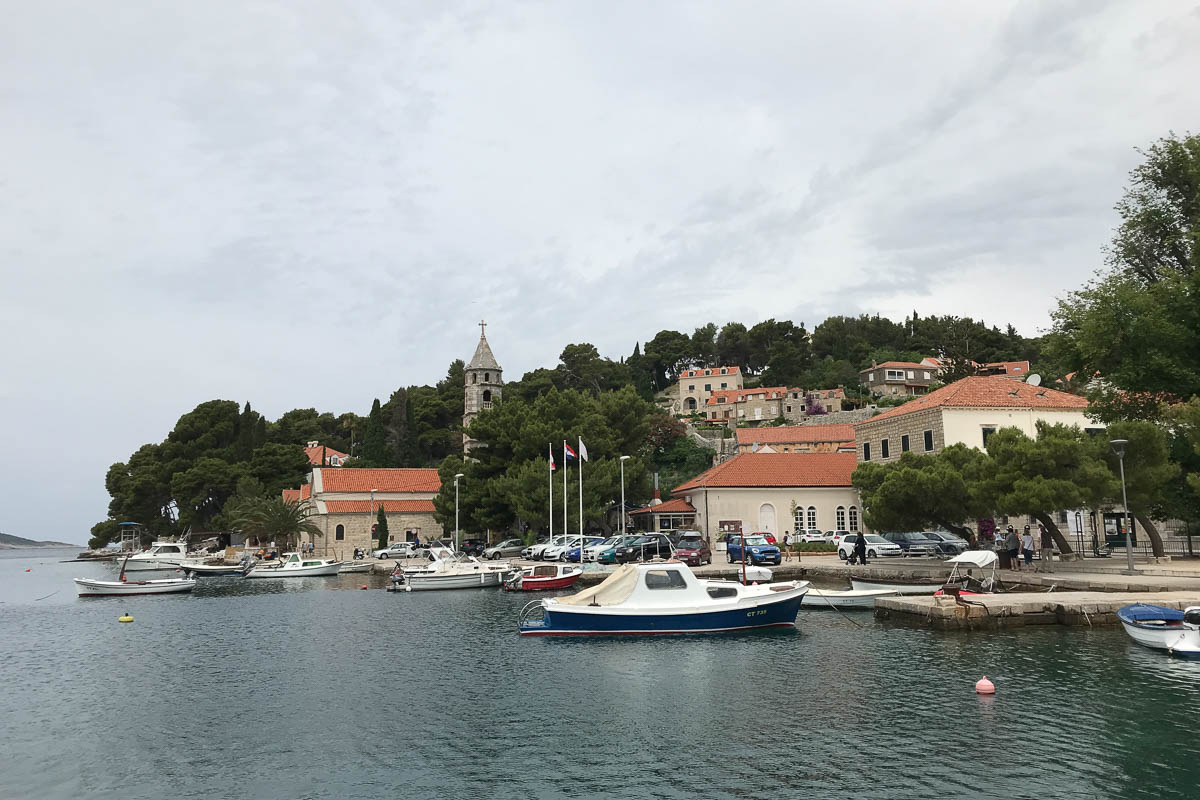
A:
673;535;712;567
583;536;621;562
597;535;640;564
830;531;857;549
725;533;782;566
799;530;829;543
751;531;778;545
373;541;420;559
614;534;674;563
837;533;903;560
923;531;969;556
543;536;589;562
483;539;525;560
526;536;570;560
880;531;940;557
562;536;606;562
459;539;486;557
421;539;451;552
520;538;549;559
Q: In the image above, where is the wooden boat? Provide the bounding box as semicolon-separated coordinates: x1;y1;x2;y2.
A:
1118;604;1200;657
74;556;197;596
801;587;898;609
180;560;249;577
517;561;808;636
244;552;342;578
504;563;583;591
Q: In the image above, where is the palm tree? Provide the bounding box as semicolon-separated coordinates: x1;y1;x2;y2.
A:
230;497;322;552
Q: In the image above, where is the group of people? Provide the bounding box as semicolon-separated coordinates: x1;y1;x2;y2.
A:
994;523;1055;572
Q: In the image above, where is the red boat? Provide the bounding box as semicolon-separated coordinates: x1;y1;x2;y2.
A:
504;564;583;591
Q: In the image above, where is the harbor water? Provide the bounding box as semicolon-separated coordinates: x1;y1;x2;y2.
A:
2;549;1198;800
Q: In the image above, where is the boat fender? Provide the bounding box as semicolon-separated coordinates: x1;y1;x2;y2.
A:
25;568;31;572
975;676;995;694
361;585;368;590
118;614;134;623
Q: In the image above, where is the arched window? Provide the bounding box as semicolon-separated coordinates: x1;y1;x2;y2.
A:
793;505;804;532
472;373;477;384
836;506;846;530
484;372;490;382
686;398;697;410
335;524;345;541
848;507;859;532
758;503;776;533
806;506;817;529
482;389;492;403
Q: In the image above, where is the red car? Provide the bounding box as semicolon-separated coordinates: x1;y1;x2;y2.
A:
673;536;712;567
750;531;777;545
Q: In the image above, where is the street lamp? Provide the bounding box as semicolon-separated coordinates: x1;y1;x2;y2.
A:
1110;439;1136;576
619;456;631;535
454;473;465;553
370;488;378;549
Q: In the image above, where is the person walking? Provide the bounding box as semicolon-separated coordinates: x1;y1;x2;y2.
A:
782;531;792;562
854;532;868;566
1021;525;1035;568
1004;525;1021;571
1039;524;1054;572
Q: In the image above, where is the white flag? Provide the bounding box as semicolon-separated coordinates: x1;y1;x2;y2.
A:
578;438;589;462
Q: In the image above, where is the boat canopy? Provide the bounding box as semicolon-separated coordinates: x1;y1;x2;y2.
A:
557;564;641;607
1120;604;1186;623
946;550;998;568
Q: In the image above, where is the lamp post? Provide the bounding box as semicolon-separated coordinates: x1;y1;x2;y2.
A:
1110;439;1135;576
619;456;631;535
370;488;378;549
454;473;465;553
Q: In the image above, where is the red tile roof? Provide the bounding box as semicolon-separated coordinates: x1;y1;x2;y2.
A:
281;485;312;502
805;388;844;399
979;360;1031;377
674;452;858;492
323;500;437;513
304;444;349;466
706;386;788;405
680;366;740;378
856;376;1088;425
735;424;855;445
860;361;926;371
629;498;696;515
320;468;442;493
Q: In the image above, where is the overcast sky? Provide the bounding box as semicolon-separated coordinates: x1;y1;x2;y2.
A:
2;1;1198;544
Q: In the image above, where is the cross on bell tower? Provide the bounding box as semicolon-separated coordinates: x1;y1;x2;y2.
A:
463;321;503;453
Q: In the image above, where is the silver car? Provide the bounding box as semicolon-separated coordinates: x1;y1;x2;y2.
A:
483;538;525;560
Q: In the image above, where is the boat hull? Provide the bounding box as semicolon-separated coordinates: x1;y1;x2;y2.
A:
1117;608;1200;657
802;588;898;609
406;570;509;590
850;578;943;596
244;562;342;578
123;558;188;571
521;591;806;635
505;574;582;591
74;578;197;596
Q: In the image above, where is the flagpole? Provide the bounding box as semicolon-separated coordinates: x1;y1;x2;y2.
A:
562;440;568;551
577;437;584;545
548;442;553;543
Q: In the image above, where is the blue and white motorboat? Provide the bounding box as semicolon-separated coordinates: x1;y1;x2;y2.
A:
516;561;808;636
1117;604;1200;657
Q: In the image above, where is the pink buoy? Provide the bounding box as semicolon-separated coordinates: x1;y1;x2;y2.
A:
361;584;368;590
975;676;995;694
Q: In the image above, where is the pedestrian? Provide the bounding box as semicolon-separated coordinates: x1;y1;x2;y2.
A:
1021;525;1035;567
1039;524;1054;572
854;532;868;566
1005;525;1021;571
782;532;792;561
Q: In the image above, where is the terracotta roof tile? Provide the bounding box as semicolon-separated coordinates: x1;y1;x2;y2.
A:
674;452;858;492
323;500;436;513
856;376;1087;426
706;386;788;405
680;366;740;378
860;361;926;371
629;498;696;515
735;424;856;445
304;444;349;466
281;485;312;502
320;468;442;493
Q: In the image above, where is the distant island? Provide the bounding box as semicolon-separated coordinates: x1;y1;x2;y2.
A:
0;532;77;549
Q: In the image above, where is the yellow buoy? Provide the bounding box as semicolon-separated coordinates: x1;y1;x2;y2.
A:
118;614;134;623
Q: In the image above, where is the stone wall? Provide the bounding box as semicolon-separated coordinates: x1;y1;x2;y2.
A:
783;407;880;426
854;407;945;463
314;511;443;558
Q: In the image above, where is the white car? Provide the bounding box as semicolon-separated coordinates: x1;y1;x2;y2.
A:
830;531;858;549
837;534;903;560
526;536;571;560
798;529;830;543
373;541;420;559
543;536;602;562
584;536;621;562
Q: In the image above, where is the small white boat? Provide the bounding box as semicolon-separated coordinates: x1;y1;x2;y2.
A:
180;559;250;577
850;550;999;596
123;540;191;571
338;561;374;574
74;556;196;596
850;577;943;595
395;548;515;591
1118;604;1200;657
244;552;342;578
801;587;899;609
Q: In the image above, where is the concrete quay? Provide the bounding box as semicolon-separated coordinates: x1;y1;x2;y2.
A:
874;591;1200;630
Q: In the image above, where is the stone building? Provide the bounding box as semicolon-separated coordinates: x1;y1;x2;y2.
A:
735;424;855;455
705;386;788;424
284;467;444;557
853;376;1094;464
859;361;937;398
674;452;863;538
780;388;846;420
677;366;743;413
463;321;503;452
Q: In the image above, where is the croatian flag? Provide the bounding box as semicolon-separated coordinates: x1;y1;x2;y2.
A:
564;443;578;461
579;438;589;462
549;451;556;471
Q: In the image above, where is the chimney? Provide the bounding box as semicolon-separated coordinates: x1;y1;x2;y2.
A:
650;472;662;506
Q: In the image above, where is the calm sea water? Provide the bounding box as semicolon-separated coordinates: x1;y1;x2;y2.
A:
1;548;1198;800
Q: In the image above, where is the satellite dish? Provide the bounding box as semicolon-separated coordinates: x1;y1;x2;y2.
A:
1027;374;1042;387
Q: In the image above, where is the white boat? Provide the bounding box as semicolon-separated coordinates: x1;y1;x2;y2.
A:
244;552;342;578
396;548;516;591
801;587;899;609
123;540;191;571
74;556;197;596
180;558;251;577
1118;604;1200;657
338;561;374;574
849;577;943;595
518;561;809;635
850;550;999;596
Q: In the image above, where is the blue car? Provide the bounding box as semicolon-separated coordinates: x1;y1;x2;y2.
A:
725;533;781;566
564;536;605;563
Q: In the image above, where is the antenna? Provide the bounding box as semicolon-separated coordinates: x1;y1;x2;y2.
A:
1027;374;1042;387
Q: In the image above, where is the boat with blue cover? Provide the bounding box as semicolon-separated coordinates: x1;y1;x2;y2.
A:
517;561;808;636
1117;603;1200;657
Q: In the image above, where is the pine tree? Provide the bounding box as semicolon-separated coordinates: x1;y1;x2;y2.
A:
376;505;389;550
361;398;389;466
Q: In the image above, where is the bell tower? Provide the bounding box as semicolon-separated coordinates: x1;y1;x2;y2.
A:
463;320;503;452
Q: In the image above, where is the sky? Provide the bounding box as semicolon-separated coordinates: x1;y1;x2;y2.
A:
2;1;1198;544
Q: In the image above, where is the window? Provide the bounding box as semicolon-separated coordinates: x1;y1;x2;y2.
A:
720;368;726;374
482;389;491;403
793;506;804;531
720;382;727;389
723;411;730;419
1058;510;1068;524
982;427;997;447
901;434;910;452
836;506;846;529
705;369;711;375
786;405;792;413
484;372;490;382
924;430;934;451
881;439;890;459
718;396;726;403
848;507;859;532
868;373;875;382
472;373;477;384
688;385;694;391
807;507;817;529
335;524;345;541
705;384;712;391
863;442;871;461
886;370;904;380
644;570;688;590
923;371;931;379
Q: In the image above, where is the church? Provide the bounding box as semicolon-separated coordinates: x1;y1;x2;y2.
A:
283;323;503;555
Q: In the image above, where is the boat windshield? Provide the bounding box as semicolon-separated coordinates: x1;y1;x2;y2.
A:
744;535;769;546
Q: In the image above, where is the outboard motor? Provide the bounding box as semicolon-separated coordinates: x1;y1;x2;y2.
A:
1183;607;1200;627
